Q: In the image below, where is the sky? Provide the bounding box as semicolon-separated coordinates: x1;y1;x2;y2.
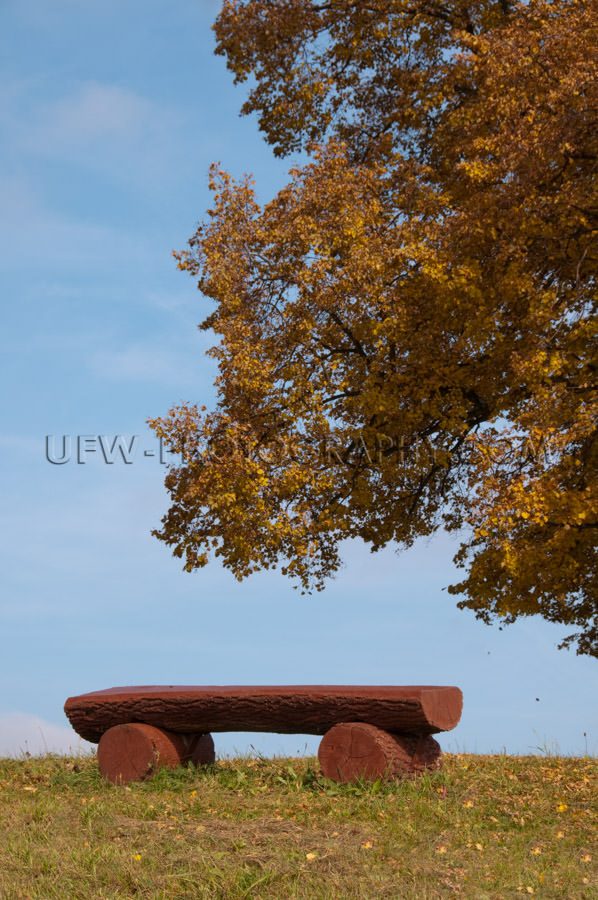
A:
0;0;595;763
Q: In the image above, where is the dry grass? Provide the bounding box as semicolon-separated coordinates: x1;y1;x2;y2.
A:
0;751;596;899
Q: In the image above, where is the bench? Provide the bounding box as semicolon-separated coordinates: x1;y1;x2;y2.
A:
64;684;463;785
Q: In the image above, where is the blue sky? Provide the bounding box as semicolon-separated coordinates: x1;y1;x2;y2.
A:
1;0;595;761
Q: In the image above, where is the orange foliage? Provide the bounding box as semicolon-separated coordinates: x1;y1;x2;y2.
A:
149;0;597;656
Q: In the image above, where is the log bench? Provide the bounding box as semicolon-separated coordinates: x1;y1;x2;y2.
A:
64;684;463;785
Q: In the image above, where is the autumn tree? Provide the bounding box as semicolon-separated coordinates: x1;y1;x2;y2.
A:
149;0;598;656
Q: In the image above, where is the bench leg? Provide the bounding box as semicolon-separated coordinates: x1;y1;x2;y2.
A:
318;722;442;782
97;723;215;785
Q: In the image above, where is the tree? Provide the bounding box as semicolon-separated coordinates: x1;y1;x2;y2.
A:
149;0;598;656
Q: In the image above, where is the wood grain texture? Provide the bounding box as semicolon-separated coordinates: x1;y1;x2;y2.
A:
318;723;443;781
64;685;463;743
97;724;215;785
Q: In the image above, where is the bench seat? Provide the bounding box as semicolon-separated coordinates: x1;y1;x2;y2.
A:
64;684;463;785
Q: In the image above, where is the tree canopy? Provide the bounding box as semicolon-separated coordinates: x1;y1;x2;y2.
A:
149;0;598;657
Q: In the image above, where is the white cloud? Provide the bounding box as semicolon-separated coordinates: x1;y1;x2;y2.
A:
0;433;41;456
39;82;156;145
89;337;215;386
0;174;148;271
90;343;189;383
2;79;184;189
0;712;95;758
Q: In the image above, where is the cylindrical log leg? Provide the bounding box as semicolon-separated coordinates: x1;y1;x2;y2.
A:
179;732;216;768
318;722;442;782
97;723;215;785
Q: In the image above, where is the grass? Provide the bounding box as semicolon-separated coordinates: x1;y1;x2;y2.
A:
0;751;596;899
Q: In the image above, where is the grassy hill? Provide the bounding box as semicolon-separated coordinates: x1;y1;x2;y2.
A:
0;752;595;898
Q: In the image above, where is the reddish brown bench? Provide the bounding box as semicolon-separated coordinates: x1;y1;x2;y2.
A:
64;684;463;785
